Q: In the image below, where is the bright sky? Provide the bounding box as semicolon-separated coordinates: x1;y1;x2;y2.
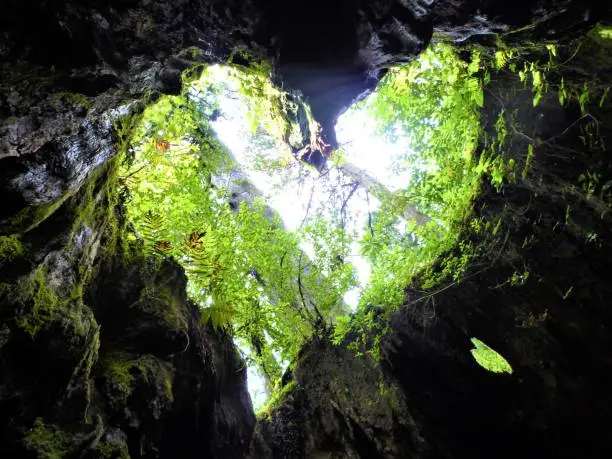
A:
199;65;409;410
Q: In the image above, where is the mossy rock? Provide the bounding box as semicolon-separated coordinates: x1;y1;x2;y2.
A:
52;91;92;110
6;192;72;234
22;418;75;459
13;267;63;338
0;234;24;266
101;352;174;419
257;380;297;420
93;429;131;459
134;285;189;335
11;266;95;341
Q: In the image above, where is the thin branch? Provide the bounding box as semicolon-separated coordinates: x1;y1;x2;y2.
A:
407;230;509;309
166;330;191;358
121;164;147;180
545;113;598;144
558;41;583;67
340;183;359;229
299;181;317;229
366;191;375;237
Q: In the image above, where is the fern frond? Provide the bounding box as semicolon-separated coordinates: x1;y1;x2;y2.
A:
154;240;173;257
201;302;234;330
142;211;166;254
182;229;218;281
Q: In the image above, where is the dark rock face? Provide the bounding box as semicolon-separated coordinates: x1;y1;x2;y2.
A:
89;257;256;458
251;337;429;458
0;240;255;457
1;10;264;454
0;0;263;226
258;0;601;149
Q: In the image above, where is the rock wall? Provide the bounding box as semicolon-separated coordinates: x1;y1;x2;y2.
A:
0;160;254;457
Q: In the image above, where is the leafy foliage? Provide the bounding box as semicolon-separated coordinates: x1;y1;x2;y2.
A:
121;41;535;392
470;337;513;374
346;44;485;314
120;66;354;389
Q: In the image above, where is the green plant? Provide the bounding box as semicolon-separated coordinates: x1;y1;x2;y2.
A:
23;419;73;459
349;43;485;314
120;79;355;388
470;337;513;374
0;234;24;266
257;380;297;419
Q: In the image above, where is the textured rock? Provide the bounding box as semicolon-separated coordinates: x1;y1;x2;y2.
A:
0;0;264;226
0;243;255;457
0;157;255;457
251;337;428;458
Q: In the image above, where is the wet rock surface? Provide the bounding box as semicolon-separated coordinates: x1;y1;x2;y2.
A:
1;245;255;457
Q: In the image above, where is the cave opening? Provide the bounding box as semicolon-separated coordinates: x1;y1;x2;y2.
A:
117;42;487;411
2;1;612;456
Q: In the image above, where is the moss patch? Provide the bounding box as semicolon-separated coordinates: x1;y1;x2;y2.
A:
95;438;130;459
15;267;60;337
22;418;74;459
101;352;175;411
0;234;24;266
588;23;612;46
12;264;95;341
136;285;189;333
257;380;297;420
52;91;92;110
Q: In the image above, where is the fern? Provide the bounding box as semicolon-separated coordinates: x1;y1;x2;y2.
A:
181;229;218;279
141;211;168;255
201;302;234;330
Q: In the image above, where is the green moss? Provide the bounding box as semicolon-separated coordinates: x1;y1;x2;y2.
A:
69;324;100;409
137;285;188;333
112;111;144;158
52;91;91;109
1;63;55;96
8;192;72;234
588;23;612;45
102;353;174;409
11;261;96;340
15;268;60;337
71;158;132;270
95;439;130;459
0;234;24;266
23;418;73;459
102;355;137;398
257;380;297;419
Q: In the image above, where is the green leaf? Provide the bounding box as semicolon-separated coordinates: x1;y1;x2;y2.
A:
470;337;513;374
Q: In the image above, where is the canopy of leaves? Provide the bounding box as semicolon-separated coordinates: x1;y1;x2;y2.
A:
346;43;485;315
119;43;488;395
120;65;355;392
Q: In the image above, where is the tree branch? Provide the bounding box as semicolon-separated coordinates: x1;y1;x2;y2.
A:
340;183;359;229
